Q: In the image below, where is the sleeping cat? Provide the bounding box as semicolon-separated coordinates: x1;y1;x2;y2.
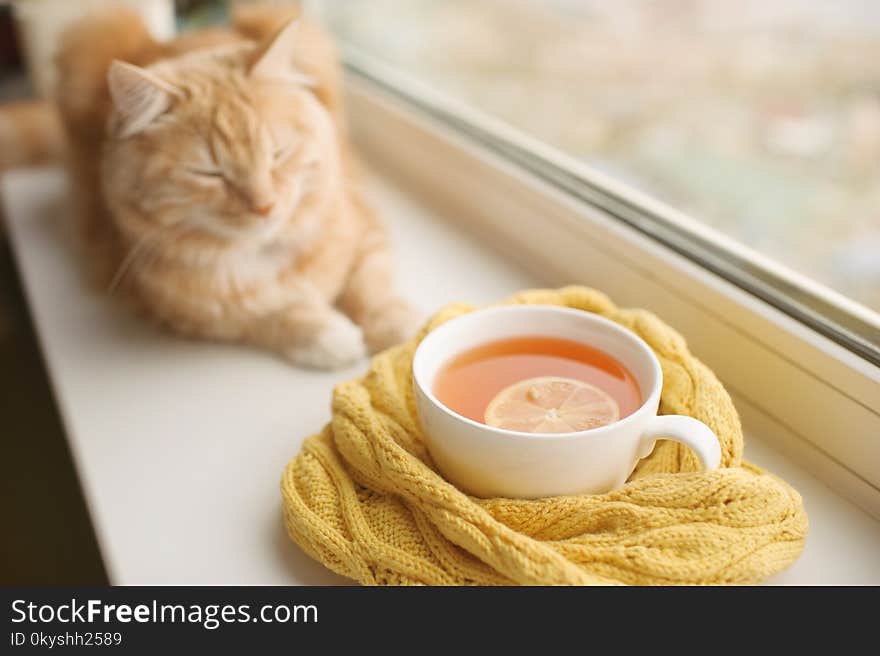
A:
3;6;419;369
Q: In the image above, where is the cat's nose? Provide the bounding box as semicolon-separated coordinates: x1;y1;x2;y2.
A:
253;202;275;217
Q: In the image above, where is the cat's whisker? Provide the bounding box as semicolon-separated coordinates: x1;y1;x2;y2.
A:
108;232;155;295
107;222;192;295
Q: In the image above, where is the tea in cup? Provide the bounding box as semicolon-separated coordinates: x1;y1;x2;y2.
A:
412;306;721;498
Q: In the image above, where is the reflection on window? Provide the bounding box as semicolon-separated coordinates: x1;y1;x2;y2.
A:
321;0;880;314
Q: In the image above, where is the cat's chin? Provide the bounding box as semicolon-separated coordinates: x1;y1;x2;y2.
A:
192;212;289;245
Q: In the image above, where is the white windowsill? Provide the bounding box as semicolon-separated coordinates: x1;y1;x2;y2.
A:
2;166;879;585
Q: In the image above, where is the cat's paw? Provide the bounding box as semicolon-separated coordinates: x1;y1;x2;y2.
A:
285;314;367;370
362;298;423;354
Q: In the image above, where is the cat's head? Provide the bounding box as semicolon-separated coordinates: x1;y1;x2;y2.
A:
102;20;336;248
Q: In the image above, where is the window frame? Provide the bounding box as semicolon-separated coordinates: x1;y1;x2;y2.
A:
341;51;880;518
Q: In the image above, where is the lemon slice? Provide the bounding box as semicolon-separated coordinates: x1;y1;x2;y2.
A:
484;376;620;433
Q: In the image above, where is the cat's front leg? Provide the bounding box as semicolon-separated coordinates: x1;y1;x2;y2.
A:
280;308;366;369
357;297;422;354
249;282;367;370
337;231;422;354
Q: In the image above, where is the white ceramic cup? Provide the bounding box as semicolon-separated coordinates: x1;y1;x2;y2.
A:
412;305;722;498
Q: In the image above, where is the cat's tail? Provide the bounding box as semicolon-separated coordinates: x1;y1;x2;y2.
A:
233;3;343;129
232;2;302;39
0;100;64;170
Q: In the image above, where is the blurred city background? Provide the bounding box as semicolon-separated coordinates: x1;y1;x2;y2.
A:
322;0;880;313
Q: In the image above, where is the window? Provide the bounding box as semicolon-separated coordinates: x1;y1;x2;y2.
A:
316;0;880;363
307;0;880;512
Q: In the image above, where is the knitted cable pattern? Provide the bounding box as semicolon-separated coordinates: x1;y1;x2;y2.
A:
281;286;808;585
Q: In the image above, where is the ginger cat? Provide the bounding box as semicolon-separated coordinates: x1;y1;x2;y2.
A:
4;6;419;369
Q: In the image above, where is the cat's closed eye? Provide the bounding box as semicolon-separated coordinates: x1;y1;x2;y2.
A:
187;166;224;179
273;140;299;165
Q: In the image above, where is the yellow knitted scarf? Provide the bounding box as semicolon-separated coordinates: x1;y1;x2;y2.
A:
281;287;808;585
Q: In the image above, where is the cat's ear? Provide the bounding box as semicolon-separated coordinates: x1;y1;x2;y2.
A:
107;60;181;138
249;19;317;87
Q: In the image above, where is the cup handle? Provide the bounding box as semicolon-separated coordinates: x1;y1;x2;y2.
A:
639;415;722;471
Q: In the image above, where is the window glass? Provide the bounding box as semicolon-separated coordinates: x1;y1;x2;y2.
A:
320;0;880;317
